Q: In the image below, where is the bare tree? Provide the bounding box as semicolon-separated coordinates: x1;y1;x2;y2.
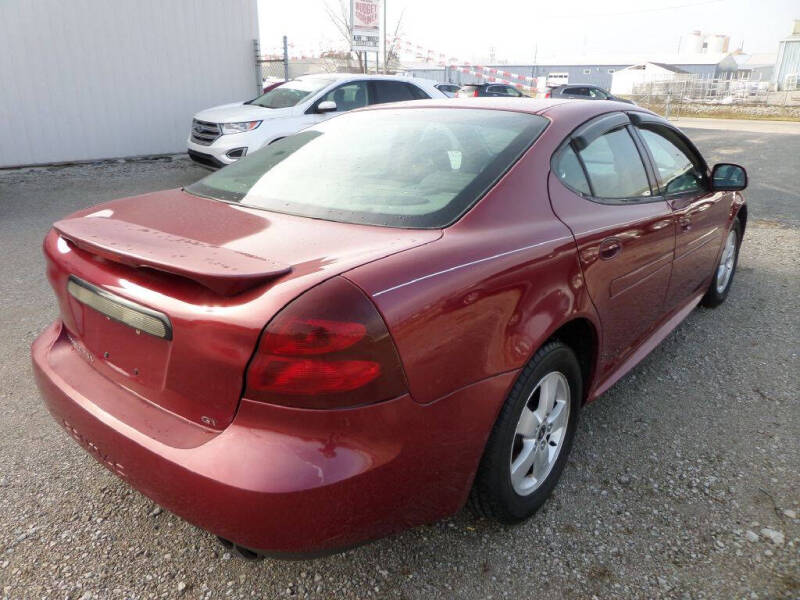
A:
322;0;365;72
384;8;405;73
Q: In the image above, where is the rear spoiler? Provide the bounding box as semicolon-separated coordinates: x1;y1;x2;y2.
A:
54;217;292;296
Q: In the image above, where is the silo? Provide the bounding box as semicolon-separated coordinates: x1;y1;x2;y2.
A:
708;34;730;53
681;30;704;55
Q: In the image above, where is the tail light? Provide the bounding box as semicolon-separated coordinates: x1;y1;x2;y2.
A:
245;277;407;409
544;91;551;98
473;89;479;97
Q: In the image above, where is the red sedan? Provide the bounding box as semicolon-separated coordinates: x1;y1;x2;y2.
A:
32;99;747;558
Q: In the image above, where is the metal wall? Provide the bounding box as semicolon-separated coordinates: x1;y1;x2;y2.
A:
775;40;800;90
0;0;259;167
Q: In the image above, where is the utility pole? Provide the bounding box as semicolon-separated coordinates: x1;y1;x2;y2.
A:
383;0;388;73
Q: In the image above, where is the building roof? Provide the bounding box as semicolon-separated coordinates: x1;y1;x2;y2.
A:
648;63;690;73
403;52;735;71
733;53;778;68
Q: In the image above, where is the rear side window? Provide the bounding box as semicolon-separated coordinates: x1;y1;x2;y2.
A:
457;85;479;97
578;128;651;200
406;84;430;100
567;87;591;97
637;127;707;195
373;81;417;104
554;146;591;195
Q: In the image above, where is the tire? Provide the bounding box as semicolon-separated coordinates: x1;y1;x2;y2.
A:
469;340;582;524
701;217;742;308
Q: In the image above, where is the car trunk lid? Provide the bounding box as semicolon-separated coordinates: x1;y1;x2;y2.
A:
44;189;441;430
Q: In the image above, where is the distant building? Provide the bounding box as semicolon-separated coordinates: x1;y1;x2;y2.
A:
774;20;800;90
610;63;689;95
733;53;777;81
405;53;738;91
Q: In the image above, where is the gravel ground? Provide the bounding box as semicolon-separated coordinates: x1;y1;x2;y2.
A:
0;132;798;599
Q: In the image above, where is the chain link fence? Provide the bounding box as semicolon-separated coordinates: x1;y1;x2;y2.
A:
253;38;288;95
626;76;800;120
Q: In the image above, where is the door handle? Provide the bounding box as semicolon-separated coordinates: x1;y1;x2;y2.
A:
598;238;622;260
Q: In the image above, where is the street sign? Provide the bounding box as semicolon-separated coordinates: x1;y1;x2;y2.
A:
351;0;381;52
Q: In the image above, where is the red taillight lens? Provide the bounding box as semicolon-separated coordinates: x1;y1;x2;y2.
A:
473;89;479;97
262;318;366;355
545;91;551;98
245;277;407;409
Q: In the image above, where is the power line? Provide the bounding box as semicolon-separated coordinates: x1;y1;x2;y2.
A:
540;0;726;19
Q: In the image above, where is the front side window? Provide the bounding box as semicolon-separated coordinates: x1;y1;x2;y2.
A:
637;127;707;195
318;81;369;112
578;127;651;200
186;109;548;228
588;88;608;99
248;77;335;109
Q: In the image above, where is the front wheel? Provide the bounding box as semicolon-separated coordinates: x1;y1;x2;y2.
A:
469;341;581;523
701;218;742;308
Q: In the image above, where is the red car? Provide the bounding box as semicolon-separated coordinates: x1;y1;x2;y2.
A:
32;98;747;558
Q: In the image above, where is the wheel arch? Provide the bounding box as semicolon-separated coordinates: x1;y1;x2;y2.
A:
735;201;748;236
544;317;599;405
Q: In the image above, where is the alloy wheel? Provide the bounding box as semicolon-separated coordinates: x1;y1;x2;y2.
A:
509;371;570;496
716;229;737;294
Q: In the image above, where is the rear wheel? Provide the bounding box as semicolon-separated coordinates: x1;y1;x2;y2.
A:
469;341;581;523
701;218;741;308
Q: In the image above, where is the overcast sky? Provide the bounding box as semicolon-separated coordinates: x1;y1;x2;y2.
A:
258;0;797;62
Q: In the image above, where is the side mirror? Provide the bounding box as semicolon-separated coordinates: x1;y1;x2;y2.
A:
711;163;747;191
317;100;337;114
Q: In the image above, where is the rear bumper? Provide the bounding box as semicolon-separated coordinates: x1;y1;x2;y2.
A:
32;320;513;555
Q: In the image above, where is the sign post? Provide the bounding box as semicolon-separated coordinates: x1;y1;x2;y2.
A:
351;0;381;55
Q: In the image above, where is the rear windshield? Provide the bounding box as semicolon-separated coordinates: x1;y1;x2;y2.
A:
186;108;548;228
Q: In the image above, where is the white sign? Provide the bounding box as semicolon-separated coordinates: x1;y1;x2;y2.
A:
351;0;381;52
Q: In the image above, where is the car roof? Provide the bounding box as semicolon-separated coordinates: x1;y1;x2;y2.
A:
461;82;510;87
296;72;433;83
354;97;654;120
558;84;605;89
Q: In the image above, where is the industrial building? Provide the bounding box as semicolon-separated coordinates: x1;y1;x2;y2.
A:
406;53;739;92
774;20;800;90
610;63;690;96
0;0;259;168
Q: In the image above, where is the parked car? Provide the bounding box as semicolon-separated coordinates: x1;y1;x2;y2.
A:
33;98;747;559
456;83;528;98
546;83;635;104
187;73;445;168
261;77;284;94
435;83;461;97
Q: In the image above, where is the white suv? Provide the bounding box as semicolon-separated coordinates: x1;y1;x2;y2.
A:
188;73;445;168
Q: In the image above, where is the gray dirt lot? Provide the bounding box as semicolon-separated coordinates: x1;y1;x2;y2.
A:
0;126;798;600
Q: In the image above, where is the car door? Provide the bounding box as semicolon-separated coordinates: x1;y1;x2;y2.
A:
630;113;728;311
548;112;675;373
